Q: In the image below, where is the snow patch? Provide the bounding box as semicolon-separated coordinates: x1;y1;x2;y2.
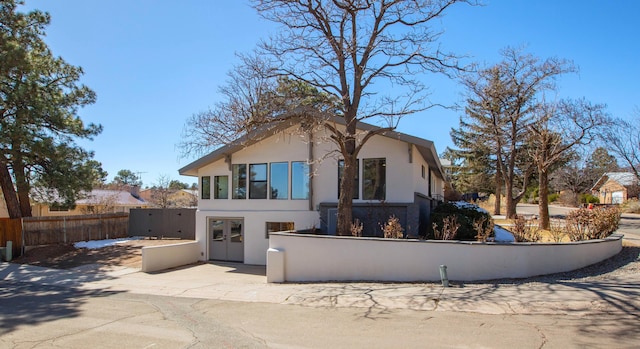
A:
494;226;515;242
451;200;489;214
74;237;143;249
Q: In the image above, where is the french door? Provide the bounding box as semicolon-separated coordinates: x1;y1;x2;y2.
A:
208;218;244;262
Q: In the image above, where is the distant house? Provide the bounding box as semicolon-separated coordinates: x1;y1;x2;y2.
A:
591;172;640;204
31;187;149;216
139;188;198;208
179;119;446;265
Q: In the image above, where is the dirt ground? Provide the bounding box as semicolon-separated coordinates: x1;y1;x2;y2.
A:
11;238;188;270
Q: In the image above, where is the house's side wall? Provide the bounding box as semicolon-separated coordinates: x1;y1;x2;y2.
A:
194;127;319;265
596;180;628;204
192;125;443;264
312;128;417;205
411;145;430;197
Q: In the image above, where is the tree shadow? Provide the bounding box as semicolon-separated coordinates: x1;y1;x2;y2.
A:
0;262;123;335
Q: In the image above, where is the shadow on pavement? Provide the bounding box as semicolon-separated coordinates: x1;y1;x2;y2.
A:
0;263;123;335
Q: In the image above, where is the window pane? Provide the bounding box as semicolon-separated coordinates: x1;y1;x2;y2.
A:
210;220;224;241
214;176;228;199
270;162;288;199
338;159;359;199
201;176;211;200
291;161;309;200
232;164;246;199
249;164;267;199
230;220;243;243
363;158;386;200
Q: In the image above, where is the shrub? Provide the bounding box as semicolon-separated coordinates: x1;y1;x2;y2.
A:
621;199;640;213
432;215;459;240
548;193;560;203
509;215;542;242
579;193;600;204
563;207;621;241
350;219;363;237
548;219;566;242
428;202;494;241
473;216;494;242
381;215;404;239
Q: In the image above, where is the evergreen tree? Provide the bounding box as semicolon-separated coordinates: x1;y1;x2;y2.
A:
0;0;102;217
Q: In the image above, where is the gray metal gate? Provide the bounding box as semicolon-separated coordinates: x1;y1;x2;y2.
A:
129;208;195;239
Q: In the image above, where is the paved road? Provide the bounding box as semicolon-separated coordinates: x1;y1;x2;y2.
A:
1;279;637;348
1;203;638;348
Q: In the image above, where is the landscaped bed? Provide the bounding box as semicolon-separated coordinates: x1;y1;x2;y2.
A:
11;237;189;270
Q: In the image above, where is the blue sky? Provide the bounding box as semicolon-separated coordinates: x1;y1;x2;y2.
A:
23;1;640;187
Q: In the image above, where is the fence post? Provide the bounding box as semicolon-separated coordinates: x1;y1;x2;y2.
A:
63;216;67;244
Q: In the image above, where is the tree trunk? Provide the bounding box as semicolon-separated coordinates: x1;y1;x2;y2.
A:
538;169;550;230
505;182;517;218
0;160;22;218
336;117;358;236
12;160;32;217
337;153;356;236
493;167;502;215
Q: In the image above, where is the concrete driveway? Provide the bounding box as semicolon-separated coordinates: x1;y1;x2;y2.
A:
2;249;640;348
1;204;639;348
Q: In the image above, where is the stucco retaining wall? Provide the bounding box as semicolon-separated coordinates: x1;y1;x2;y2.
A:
267;233;623;282
141;241;200;273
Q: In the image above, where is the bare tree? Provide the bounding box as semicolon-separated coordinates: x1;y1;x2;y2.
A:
528;99;610;229
253;0;472;235
455;47;576;218
605;107;640;181
181;1;472;235
150;174;172;208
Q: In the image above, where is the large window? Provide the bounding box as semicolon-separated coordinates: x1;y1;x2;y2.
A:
201;176;211;200
265;222;295;238
338;159;359;199
270;162;288;199
291;161;309;200
363;158;386;200
232;164;247;199
249;163;268;199
214;175;228;199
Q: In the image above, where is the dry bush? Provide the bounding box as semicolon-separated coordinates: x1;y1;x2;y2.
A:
563;206;621;241
558;191;578;207
548;219;566;242
473;216;494;242
475;194;506;215
510;215;542;242
350;219;363;237
621;199;640;213
381;215;404;239
432;215;459;240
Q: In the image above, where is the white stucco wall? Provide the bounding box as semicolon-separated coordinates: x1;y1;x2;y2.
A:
141;241;200;273
268;233;623;282
195;209;319;265
190;125;443;265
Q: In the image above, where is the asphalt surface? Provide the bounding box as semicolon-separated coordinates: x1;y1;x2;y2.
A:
0;204;639;348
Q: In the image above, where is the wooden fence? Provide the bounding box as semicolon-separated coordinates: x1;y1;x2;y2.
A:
0;218;22;257
22;213;129;246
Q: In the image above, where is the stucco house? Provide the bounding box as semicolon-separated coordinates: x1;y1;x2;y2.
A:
591;172;640;204
179;119;446;265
